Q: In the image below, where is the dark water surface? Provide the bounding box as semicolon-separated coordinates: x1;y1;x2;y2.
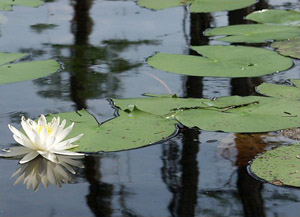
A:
0;0;300;216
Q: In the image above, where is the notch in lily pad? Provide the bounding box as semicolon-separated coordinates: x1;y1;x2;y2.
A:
137;0;255;13
0;52;60;85
147;45;293;77
0;0;44;11
250;143;300;187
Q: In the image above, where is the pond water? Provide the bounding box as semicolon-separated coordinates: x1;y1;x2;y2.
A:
0;0;300;216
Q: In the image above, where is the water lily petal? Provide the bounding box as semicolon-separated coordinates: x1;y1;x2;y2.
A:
45;135;56;148
8;125;35;149
19;151;39;164
54;133;83;150
55;122;74;143
53;150;84;156
21;117;36;143
39;125;48;146
37;151;59;163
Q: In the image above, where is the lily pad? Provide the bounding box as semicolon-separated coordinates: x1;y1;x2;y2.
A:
114;95;260;117
246;9;300;25
114;95;300;133
137;0;255;13
204;24;300;43
0;0;43;11
30;23;58;34
47;109;177;152
271;38;300;59
250;143;300;187
291;79;300;88
0;52;60;85
256;80;300;100
147;45;293;77
175;96;300;133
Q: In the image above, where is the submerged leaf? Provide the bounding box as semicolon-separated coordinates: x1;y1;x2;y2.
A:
0;0;43;11
205;24;300;43
246;9;300;25
0;52;60;85
271;38;300;59
47;109;177;152
147;45;292;77
256;80;300;100
250;143;300;187
137;0;255;13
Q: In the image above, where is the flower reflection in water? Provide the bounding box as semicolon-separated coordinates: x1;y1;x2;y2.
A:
10;153;84;191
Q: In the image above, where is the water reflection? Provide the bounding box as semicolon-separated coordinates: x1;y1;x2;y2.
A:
10;154;84;191
83;156;113;217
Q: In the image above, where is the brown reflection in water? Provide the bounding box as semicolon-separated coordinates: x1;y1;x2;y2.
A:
234;134;268;217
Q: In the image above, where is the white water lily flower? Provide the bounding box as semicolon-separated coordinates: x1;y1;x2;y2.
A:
1;115;84;164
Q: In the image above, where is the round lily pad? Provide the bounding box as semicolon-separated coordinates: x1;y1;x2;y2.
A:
175;96;300;133
137;0;255;13
250;143;300;187
147;45;293;77
205;24;300;43
0;0;43;11
0;52;60;85
246;9;300;25
47;109;177;152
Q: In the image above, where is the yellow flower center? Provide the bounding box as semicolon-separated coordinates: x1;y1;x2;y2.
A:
37;125;53;135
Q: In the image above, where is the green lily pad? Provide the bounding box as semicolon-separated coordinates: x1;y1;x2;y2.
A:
271;38;300;59
256;80;300;100
137;0;255;13
246;9;300;25
47;109;177;152
30;23;58;34
147;45;293;77
0;0;43;11
205;24;300;43
114;95;300;133
175;96;300;133
114;95;260;117
0;52;60;85
291;79;300;88
250;143;300;187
